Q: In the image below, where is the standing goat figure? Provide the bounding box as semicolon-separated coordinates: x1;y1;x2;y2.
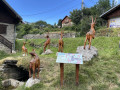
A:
84;16;96;50
29;51;40;79
58;30;64;52
44;32;50;52
22;42;28;56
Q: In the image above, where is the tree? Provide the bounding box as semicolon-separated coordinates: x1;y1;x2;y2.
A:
70;9;82;25
16;23;32;38
90;5;99;15
82;8;91;16
54;23;57;28
112;0;117;7
112;0;115;7
57;19;62;27
35;20;47;28
97;0;111;15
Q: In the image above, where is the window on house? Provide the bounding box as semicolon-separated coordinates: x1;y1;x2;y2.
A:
0;24;7;34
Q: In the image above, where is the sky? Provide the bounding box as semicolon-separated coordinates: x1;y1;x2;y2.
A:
6;0;120;25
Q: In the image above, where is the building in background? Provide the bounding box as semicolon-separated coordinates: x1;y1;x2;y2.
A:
0;0;22;53
62;16;73;27
100;4;120;28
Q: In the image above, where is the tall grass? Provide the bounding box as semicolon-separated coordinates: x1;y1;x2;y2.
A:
13;37;120;90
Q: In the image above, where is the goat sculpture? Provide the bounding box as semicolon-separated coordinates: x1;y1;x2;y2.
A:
58;30;64;52
29;50;40;79
84;16;96;50
22;42;28;56
44;32;50;52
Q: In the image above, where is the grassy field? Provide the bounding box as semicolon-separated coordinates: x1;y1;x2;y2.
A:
0;36;120;90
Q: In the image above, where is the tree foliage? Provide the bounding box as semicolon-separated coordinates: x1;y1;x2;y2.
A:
70;9;82;25
16;20;52;38
57;19;62;27
69;0;112;36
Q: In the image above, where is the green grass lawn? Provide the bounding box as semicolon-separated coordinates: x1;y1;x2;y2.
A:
1;36;120;90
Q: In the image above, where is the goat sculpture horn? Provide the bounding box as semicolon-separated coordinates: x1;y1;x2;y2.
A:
92;16;93;23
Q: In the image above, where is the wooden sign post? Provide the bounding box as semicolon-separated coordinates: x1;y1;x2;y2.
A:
76;64;79;85
60;63;64;86
56;52;83;86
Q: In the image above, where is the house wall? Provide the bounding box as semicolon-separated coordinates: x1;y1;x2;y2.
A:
0;42;11;53
0;22;15;51
62;17;73;27
105;8;120;28
109;17;120;28
62;22;73;27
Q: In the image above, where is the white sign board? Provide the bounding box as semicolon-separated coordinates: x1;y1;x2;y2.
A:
56;52;83;64
110;17;120;28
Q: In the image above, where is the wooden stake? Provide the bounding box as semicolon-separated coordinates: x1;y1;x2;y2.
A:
76;64;79;85
60;63;64;86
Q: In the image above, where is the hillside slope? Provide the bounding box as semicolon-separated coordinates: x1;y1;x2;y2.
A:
1;37;120;90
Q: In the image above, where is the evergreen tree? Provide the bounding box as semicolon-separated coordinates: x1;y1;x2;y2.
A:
112;0;115;7
57;19;62;27
70;9;82;25
97;0;111;15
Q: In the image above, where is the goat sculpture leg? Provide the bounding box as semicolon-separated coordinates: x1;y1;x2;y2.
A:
44;45;47;53
37;66;40;78
88;37;92;50
22;49;24;55
84;36;87;49
61;45;63;52
58;43;60;52
25;50;27;56
29;63;32;78
25;49;28;56
32;63;35;79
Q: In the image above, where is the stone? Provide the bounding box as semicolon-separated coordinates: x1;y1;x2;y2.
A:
4;60;18;65
12;50;16;54
3;60;29;81
0;66;4;72
25;77;40;88
22;54;25;56
41;49;53;55
23;32;76;39
2;79;24;88
76;45;98;61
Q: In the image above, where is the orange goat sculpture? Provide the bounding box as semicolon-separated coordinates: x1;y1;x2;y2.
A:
58;30;64;52
29;50;40;79
22;42;28;56
44;33;50;52
84;16;96;50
